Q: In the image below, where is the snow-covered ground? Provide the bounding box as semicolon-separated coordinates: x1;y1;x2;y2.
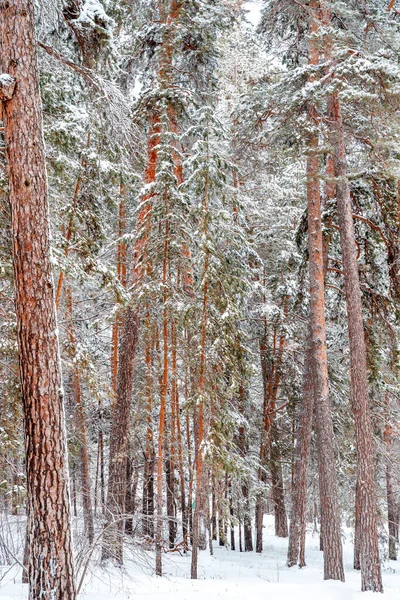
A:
1;516;399;599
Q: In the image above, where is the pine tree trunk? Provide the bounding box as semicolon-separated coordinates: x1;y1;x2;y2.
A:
259;313;288;547
287;336;314;567
328;92;383;592
384;405;397;561
319;1;383;589
186;410;194;545
155;204;170;576
256;328;269;554
110;183;127;399
270;421;288;538
171;321;187;542
212;485;217;541
165;448;176;548
306;3;344;582
102;113;160;563
238;384;253;551
386;460;397;561
354;482;361;570
124;448;135;535
143;315;155;538
229;485;235;551
0;2;76;597
102;306;139;563
191;169;210;579
66;288;94;545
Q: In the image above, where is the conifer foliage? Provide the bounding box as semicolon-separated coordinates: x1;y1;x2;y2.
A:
0;0;399;598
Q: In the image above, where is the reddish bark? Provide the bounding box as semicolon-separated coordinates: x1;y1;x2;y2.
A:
300;2;345;582
327;89;383;593
0;1;76;597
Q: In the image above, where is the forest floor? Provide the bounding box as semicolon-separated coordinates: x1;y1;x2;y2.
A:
1;516;399;599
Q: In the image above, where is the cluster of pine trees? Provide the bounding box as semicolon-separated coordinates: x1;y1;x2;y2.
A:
0;0;399;598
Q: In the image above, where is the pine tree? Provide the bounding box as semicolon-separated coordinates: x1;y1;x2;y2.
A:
0;1;76;597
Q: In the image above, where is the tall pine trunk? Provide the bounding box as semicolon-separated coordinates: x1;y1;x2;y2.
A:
328;91;383;593
321;2;382;588
191;169;210;579
305;2;344;582
0;1;76;597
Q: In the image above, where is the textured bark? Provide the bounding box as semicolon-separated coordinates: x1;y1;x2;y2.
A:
305;3;344;582
354;482;361;570
328;92;383;592
102;307;139;563
320;1;382;589
288;124;334;570
0;2;76;598
287;336;314;567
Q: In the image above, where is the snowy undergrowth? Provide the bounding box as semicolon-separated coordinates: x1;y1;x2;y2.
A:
0;516;399;599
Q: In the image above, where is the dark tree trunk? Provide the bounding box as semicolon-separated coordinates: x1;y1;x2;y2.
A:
212;485;217;541
386;460;397;561
0;2;76;597
102;308;139;563
287;336;314;567
125;450;135;536
270;422;288;538
142;453;155;538
230;491;235;551
67;288;94;546
255;483;264;553
165;453;176;548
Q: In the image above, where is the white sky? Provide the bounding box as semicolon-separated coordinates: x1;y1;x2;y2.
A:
245;0;262;27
